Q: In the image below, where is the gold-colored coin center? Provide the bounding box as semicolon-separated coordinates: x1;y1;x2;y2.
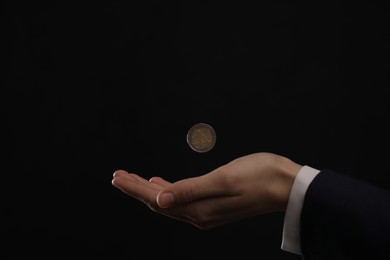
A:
187;123;216;153
191;128;212;149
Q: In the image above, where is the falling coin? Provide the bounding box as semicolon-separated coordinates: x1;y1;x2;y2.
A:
187;123;216;153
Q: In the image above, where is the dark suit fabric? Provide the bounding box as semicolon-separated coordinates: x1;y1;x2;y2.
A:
301;170;390;259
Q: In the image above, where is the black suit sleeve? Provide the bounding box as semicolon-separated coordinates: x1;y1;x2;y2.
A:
300;170;390;259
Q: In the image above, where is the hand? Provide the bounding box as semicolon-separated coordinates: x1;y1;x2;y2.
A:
111;152;302;230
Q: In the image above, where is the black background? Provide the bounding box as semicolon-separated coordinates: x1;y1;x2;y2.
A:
2;1;390;259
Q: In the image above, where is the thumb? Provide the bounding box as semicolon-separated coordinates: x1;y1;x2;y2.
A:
156;175;221;208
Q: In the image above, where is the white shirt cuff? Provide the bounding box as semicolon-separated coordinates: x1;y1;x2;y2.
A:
281;165;320;255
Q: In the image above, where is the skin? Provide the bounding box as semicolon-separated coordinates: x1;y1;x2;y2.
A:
112;152;302;230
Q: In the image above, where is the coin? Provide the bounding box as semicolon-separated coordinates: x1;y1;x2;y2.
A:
187;123;216;153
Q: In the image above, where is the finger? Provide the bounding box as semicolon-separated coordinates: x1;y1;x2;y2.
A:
149;176;171;187
112;175;161;206
113;170;163;191
113;170;148;184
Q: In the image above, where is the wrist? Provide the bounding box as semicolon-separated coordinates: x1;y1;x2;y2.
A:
272;155;302;211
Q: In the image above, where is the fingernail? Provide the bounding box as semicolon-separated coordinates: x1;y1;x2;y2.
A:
158;192;175;208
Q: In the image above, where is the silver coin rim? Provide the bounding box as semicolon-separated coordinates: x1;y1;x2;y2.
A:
186;123;216;153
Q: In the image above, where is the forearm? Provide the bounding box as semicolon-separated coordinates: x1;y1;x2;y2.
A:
301;170;390;258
